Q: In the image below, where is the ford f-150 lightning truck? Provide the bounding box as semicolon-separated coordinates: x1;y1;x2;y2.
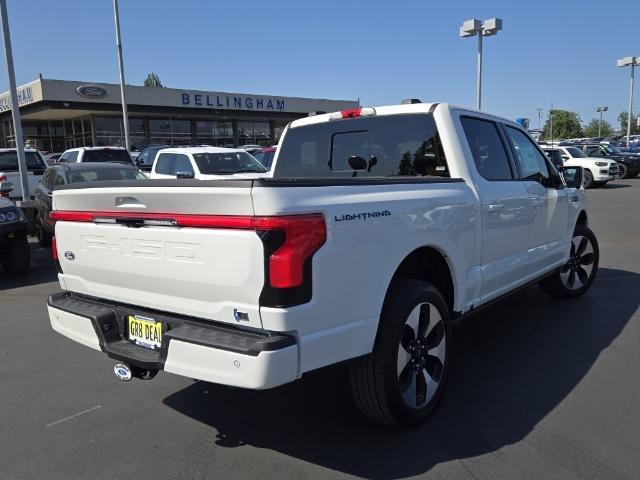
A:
47;102;598;426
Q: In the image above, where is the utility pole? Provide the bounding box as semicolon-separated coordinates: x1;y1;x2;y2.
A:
0;0;29;202
617;56;639;148
549;104;554;145
113;0;130;151
596;106;608;137
536;108;543;131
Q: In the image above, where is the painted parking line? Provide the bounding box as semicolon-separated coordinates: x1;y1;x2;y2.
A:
45;405;102;427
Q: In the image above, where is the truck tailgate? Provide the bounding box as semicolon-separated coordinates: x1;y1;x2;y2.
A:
52;184;265;328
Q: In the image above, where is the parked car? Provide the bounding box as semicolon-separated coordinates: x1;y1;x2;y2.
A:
251;146;277;169
541;146;618;188
0;182;30;274
0;148;48;200
47;102;596;427
45;153;62;164
149;147;268;179
57;147;134;166
135;145;169;172
574;143;640;178
33;162;147;246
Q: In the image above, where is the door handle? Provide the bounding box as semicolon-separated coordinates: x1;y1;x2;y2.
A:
486;204;504;213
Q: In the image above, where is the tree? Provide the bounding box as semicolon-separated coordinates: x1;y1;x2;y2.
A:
541;110;583;140
617;111;639;136
583;118;613;137
143;72;164;88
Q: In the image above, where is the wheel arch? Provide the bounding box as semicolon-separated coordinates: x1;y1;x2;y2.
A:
576;210;588;227
383;245;456;314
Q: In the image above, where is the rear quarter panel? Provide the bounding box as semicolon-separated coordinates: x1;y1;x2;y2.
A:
253;181;478;372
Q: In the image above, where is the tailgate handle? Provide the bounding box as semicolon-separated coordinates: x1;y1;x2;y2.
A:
115;197;146;209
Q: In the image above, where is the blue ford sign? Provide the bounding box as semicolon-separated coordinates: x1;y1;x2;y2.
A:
181;93;285;111
76;85;108;98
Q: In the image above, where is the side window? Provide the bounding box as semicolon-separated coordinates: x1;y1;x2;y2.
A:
58;153;69;163
171;154;194;175
137;149;149;164
53;171;66;187
504;126;549;180
155;153;173;174
65;151;79;163
42;170;53;189
460;117;513;180
585;146;600;156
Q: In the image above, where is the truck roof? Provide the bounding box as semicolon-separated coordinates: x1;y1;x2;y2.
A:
289;102;521;130
156;146;248;155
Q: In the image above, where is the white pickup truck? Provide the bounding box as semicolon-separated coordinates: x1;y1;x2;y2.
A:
0;148;48;200
47;102;598;426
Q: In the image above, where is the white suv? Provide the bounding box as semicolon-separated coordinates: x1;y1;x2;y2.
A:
542;146;618;188
149;147;268;179
58;147;134;166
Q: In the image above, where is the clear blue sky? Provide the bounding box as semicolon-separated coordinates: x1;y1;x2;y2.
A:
1;0;638;128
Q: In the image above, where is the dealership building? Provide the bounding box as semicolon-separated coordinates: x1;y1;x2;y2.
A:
0;78;358;152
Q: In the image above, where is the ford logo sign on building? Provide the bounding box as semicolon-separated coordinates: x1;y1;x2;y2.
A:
76;85;108;98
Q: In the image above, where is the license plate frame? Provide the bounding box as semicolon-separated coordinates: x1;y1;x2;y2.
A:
127;315;162;350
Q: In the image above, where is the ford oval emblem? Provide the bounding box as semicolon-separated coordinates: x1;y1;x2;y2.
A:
113;363;132;381
64;251;75;261
76;85;108;98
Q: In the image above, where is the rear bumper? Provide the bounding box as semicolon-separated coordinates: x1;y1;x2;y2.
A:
47;292;298;389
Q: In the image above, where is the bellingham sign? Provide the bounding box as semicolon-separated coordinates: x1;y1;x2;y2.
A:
180;92;286;111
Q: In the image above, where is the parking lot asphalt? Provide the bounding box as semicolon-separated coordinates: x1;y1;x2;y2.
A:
1;180;639;480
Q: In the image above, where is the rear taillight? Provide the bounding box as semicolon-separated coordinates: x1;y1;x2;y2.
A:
254;215;326;289
48;210;326;307
51;236;58;259
0;175;7;197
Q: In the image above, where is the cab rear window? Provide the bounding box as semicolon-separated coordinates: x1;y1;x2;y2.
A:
83;149;132;164
0;151;46;171
275;114;449;178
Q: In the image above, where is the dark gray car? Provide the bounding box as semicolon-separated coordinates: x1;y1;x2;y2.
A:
33;162;147;245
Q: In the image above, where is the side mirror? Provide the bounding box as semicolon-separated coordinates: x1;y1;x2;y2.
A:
0;181;14;195
560;154;569;160
176;171;195;179
368;155;378;172
559;166;583;189
347;155;367;171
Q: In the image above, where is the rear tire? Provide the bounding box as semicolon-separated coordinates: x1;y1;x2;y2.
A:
349;279;452;427
35;214;51;247
0;234;30;275
582;169;594;188
539;224;598;299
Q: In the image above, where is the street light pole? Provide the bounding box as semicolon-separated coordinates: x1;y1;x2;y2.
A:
0;0;29;202
113;0;130;151
596;106;608;137
476;32;483;110
617;56;639;148
460;18;502;111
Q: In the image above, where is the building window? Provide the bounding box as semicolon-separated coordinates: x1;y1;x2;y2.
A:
237;121;271;146
195;120;233;147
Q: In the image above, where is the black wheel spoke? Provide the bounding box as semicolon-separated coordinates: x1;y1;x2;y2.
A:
576;266;588;284
417;303;430;338
580;253;594;266
569;242;576;257
400;324;415;351
425;321;444;350
567;269;576;288
577;237;589;256
560;262;571;273
399;362;413;392
416;370;427;407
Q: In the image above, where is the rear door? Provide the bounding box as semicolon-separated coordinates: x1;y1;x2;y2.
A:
52;183;265;328
459;116;533;300
503;125;569;272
